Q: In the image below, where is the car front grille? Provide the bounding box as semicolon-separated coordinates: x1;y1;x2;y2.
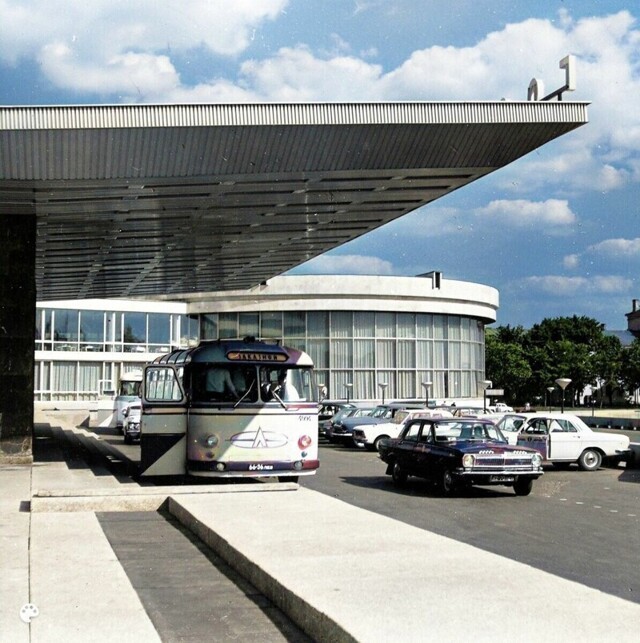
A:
472;453;535;470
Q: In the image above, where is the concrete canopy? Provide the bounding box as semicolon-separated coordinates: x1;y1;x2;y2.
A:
0;102;588;301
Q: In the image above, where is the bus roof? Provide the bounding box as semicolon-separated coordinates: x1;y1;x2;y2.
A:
153;338;313;367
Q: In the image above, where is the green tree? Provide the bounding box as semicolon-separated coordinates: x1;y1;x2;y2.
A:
485;328;532;405
592;335;623;406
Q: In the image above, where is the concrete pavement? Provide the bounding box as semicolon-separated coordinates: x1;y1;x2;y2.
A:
2;412;640;642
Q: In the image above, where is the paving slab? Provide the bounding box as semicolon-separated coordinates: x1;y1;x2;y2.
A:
29;510;161;643
170;486;640;643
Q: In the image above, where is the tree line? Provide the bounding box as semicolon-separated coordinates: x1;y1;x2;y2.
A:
485;316;640;408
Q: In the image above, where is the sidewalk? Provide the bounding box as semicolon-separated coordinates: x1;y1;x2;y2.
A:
3;414;640;642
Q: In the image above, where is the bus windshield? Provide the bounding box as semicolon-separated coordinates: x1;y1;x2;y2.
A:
190;363;314;404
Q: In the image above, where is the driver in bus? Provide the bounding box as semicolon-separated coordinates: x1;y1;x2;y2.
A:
206;367;238;399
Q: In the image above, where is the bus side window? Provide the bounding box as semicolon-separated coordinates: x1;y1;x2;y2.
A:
145;366;184;402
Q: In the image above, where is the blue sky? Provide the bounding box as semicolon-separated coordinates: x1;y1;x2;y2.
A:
1;1;638;329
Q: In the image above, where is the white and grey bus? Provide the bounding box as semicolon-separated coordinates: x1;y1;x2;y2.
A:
139;337;319;481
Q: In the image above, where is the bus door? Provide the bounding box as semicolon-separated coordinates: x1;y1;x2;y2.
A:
140;364;187;477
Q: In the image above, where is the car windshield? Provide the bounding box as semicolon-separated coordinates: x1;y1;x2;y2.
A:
496;415;526;433
332;407;356;422
370;406;393;419
434;421;506;443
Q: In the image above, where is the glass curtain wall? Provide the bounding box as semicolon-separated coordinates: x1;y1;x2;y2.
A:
34;307;195;401
195;310;485;401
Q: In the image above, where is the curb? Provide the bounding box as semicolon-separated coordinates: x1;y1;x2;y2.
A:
167;496;357;643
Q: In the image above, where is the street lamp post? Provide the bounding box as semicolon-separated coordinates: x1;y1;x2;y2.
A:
421;380;432;408
479;379;492;412
378;382;388;405
344;382;353;404
547;386;555;412
555;378;571;413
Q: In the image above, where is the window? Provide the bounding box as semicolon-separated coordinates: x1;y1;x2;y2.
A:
239;313;259;339
219;313;238;339
261;312;282;339
201;314;218;340
123;312;146;346
53;309;78;348
145;366;184;402
403;422;421;442
284;311;305;337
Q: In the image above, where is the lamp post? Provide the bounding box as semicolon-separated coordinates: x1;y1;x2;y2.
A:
555;378;571;413
479;379;492;412
378;382;388;405
421;380;432;408
344;382;353;404
547;386;555;412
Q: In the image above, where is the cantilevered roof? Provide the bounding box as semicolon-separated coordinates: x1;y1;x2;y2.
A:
0;102;588;301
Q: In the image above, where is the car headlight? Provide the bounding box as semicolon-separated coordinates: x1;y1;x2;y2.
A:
462;454;475;468
531;453;542;467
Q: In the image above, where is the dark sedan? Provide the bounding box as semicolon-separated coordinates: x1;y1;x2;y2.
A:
378;418;543;496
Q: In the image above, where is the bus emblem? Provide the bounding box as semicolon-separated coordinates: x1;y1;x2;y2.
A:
230;427;288;449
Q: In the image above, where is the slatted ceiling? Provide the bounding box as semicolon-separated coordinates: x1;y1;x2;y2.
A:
0;102;588;300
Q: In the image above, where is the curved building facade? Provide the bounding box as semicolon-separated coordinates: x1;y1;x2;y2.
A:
34;273;497;404
187;273;498;402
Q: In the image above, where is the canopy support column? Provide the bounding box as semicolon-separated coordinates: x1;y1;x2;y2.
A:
0;212;36;464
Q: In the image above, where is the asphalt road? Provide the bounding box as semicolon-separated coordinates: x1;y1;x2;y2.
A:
300;441;640;605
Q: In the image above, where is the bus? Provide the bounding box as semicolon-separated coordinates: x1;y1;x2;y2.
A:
139;337;319;481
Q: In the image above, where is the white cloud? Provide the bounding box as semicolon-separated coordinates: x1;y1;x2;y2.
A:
587;237;640;257
0;0;288;93
563;254;580;269
39;43;179;97
474;199;577;228
293;254;394;275
521;274;632;296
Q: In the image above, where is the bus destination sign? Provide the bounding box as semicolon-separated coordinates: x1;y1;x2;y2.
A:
227;351;288;362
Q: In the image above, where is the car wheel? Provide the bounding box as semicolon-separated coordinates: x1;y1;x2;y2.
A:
578;449;602;471
391;462;407;486
440;468;456;495
513;477;533;496
373;436;388;453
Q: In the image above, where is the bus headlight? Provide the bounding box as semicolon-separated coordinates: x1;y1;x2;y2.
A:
293;461;303;471
298;435;312;449
462;454;475;468
215;462;226;472
205;434;219;448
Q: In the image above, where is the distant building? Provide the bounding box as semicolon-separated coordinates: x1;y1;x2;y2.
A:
35;273;497;405
626;299;640;338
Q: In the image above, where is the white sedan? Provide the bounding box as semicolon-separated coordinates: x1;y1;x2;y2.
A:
495;412;630;471
352;408;453;452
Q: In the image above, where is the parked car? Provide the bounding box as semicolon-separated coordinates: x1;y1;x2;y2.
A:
327;401;424;445
322;403;374;438
495;413;630;470
122;402;142;444
353;408;453;451
319;401;356;437
378;418;543;495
